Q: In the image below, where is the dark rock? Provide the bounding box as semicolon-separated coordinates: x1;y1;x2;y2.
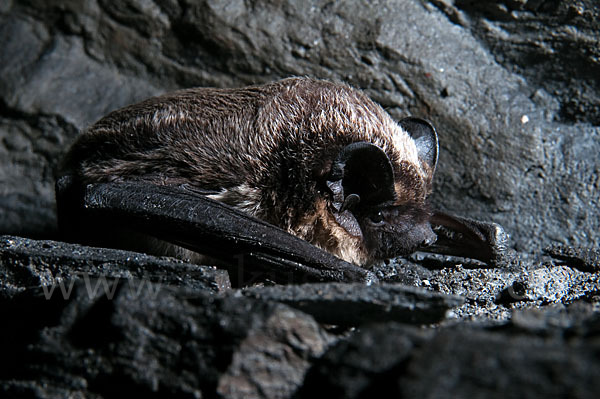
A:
494;280;528;305
242;282;464;326
450;0;600;125
0;107;79;238
297;323;432;399
0;235;231;297
508;303;600;336
544;244;600;272
299;312;600;399
399;326;600;399
0;279;332;399
0;9;162;238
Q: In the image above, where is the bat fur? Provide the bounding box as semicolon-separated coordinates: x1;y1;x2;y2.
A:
57;77;438;266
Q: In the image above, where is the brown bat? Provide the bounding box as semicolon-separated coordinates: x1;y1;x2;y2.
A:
56;77;508;284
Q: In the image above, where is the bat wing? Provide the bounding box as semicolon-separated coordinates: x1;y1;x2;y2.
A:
426;211;511;265
74;181;377;285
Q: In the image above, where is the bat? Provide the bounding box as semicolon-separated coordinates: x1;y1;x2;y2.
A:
55;77;508;285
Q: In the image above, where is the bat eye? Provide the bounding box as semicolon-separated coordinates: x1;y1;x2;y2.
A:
368;210;385;225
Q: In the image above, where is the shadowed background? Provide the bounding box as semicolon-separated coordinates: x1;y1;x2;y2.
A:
1;0;599;253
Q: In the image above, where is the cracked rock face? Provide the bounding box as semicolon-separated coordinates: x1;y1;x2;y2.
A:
0;0;599;251
298;319;600;399
0;275;332;398
1;236;599;398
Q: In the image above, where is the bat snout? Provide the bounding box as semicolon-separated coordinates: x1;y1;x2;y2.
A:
363;218;438;261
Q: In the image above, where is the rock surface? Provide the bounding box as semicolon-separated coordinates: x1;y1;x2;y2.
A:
298;317;600;399
242;281;464;326
375;251;600;323
0;276;331;399
1;0;599;251
0;235;231;298
1;236;599;398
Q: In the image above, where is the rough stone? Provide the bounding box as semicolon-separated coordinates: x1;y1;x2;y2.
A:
544;244;600;273
242;282;463;326
0;279;332;399
0;235;231;297
298;312;600;399
399;324;600;399
373;251;600;323
297;323;430;399
448;0;600;125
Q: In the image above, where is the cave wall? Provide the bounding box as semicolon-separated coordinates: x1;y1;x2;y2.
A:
1;0;598;252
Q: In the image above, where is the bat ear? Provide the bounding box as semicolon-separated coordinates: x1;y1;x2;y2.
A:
399;117;438;175
327;142;396;210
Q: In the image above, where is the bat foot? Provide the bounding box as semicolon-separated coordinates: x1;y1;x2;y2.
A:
427;212;513;266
